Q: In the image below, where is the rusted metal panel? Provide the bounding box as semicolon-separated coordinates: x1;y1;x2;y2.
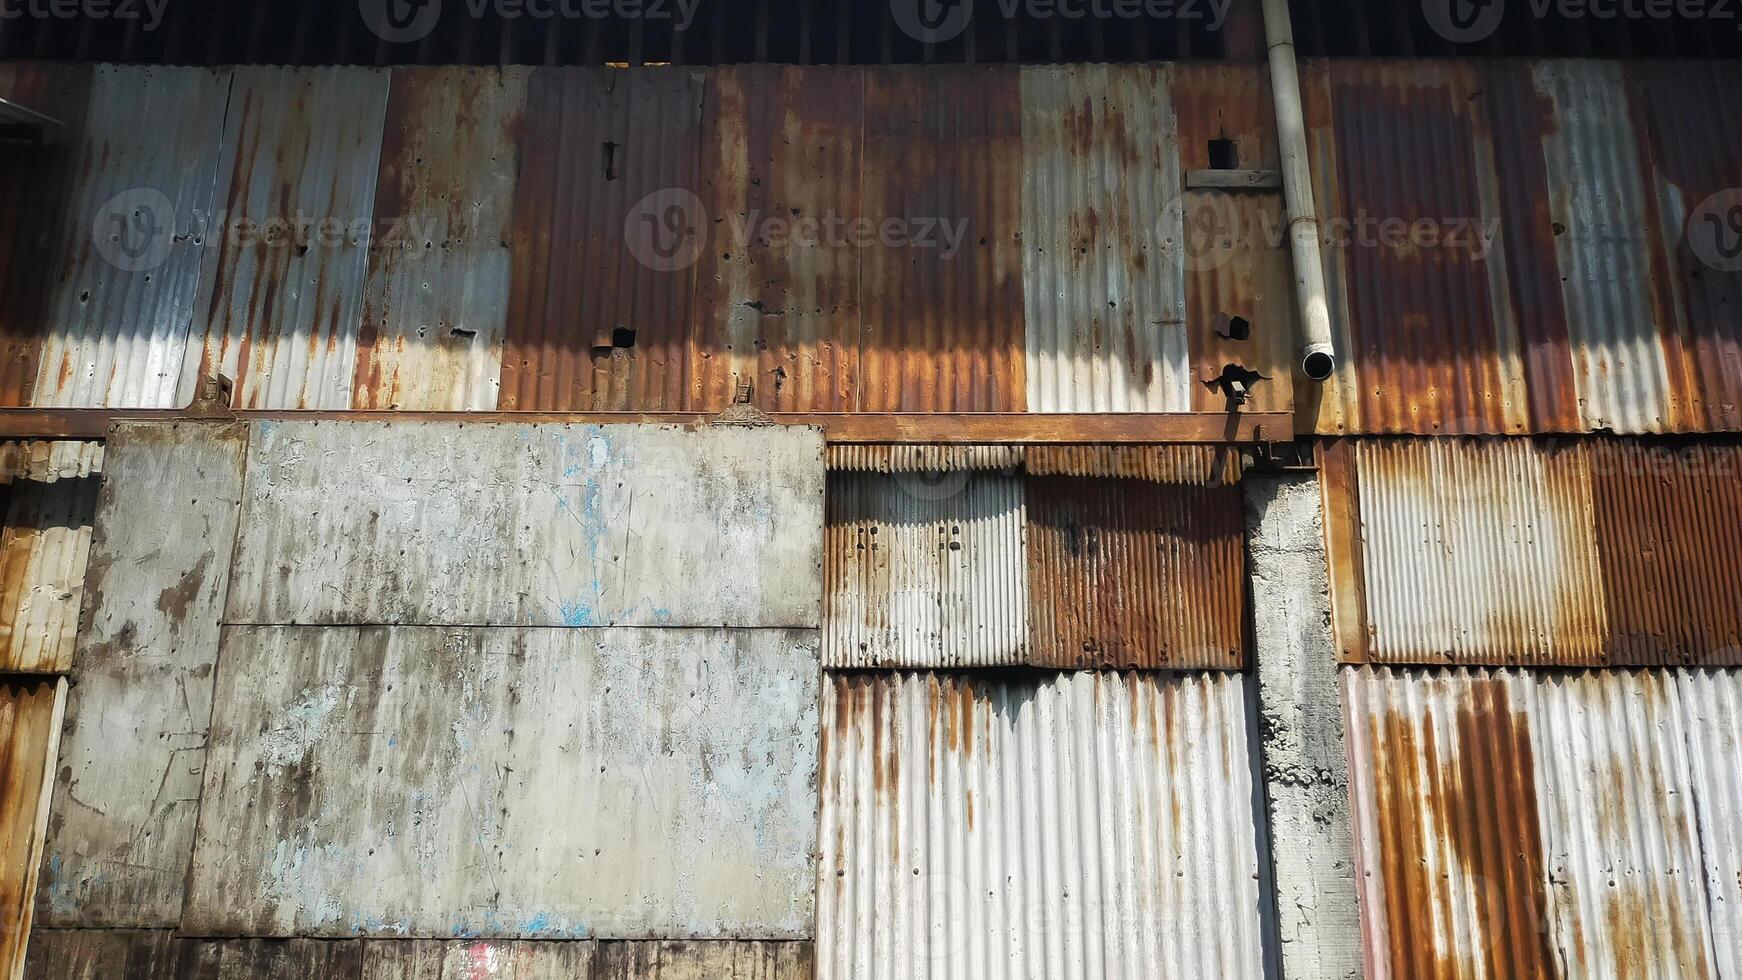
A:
1535;61;1704;435
593;942;813;979
1345;666;1729;979
39;422;248;928
817;671;1271;980
1326;437;1742;667
1023;444;1243;483
185;67;390;410
858;68;1025;413
1676;669;1742;976
695;66;861;413
184;625;820;939
1587;441;1742;665
1025;474;1245;669
1635;60;1742;433
0;442;102;674
0;678;64;980
1020;65;1188;413
27;67;230;410
23;930;179;980
224;422;824;628
1318;62;1529;436
499;68;707;412
824;471;1026;668
352;68;528;412
1345;438;1609;666
1171;63;1296;418
0;64;93;409
825;445;1021;473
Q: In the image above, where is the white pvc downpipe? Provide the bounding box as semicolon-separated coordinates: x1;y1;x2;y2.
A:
1262;0;1336;382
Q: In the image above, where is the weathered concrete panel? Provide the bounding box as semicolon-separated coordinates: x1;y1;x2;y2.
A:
225;422;824;629
184;626;820;939
593;941;813;979
38;422;249;928
362;940;593;979
24;930;179;980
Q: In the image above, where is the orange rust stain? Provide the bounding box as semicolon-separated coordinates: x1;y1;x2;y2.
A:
1371;679;1557;978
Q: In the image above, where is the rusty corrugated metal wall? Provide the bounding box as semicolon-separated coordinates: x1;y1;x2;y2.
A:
1344;666;1740;979
0;678;63;980
0;444;102;675
824;447;1245;670
1322;437;1742;666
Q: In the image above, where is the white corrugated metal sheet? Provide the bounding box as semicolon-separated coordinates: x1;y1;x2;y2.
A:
1345;666;1739;979
1020;65;1190;413
817;671;1270;980
34;66;231;409
225;422;824;629
1341;438;1609;665
825;472;1026;668
0;441;103;674
184;625;821;939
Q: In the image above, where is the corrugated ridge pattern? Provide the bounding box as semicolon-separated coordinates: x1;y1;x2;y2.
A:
0;678;61;980
0;442;103;674
1588;441;1742;664
1020;65;1188;413
817;671;1267;980
825;445;1022;473
858;67;1025;412
824;472;1026;668
500;68;707;411
1676;669;1742;978
1023;445;1242;483
188;66;390;409
34;66;231;409
1345;666;1734;979
352;67;528;411
1536;61;1697;434
1352;439;1608;665
1324;62;1526;436
1025;476;1244;669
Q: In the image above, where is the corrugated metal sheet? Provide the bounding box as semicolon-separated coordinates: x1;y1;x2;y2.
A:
1344;666;1737;979
40;422;248;928
825;471;1027;668
1020;65;1188;413
498;68;707;412
1676;669;1742;977
32;66;231;409
183;625;821;939
1171;63;1296;418
1026;475;1244;669
1023;444;1243;483
23;935;811;980
825;445;1022;473
694;66;862;413
1535;61;1702;435
0;63;92;408
0;442;102;674
858;67;1025;413
1324;437;1742;666
352;67;528;411
0;678;64;980
225;422;823;628
186;67;390;410
817;671;1270;980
